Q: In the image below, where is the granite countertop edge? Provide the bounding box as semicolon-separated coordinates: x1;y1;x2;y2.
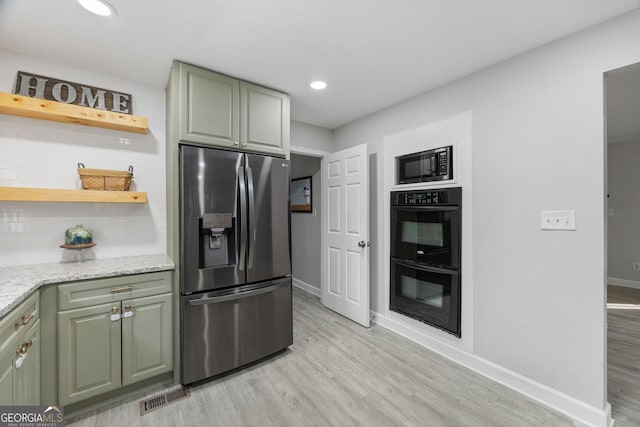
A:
0;254;175;319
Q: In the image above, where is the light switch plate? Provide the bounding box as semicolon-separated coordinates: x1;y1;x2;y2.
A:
541;210;576;230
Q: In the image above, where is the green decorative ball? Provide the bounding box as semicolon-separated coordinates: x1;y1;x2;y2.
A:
65;225;92;245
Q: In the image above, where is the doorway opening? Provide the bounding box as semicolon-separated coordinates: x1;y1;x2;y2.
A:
605;61;640;425
290;152;323;297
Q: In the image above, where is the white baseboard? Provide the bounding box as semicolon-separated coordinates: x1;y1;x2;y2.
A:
371;309;609;427
608;277;640;290
292;277;321;297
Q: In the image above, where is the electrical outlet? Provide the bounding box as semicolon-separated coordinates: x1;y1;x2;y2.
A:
634;263;640;271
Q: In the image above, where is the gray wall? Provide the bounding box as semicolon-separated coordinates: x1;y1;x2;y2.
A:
290;154;321;289
289;121;332;291
608;140;640;282
291;120;334;153
333;8;640;416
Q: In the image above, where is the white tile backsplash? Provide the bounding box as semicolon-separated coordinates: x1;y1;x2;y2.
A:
0;50;167;267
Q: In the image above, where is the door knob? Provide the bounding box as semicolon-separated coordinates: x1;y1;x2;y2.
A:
358;241;366;248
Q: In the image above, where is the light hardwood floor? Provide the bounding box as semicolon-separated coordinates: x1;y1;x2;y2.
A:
608;285;640;427
69;287;583;426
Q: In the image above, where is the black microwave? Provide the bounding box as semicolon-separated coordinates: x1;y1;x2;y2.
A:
396;146;452;184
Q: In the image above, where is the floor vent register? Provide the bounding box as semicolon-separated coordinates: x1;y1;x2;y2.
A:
139;386;191;415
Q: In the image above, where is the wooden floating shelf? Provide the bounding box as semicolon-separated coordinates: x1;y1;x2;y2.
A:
0;187;147;204
0;92;148;134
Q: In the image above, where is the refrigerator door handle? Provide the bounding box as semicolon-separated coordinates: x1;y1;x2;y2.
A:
187;280;290;306
246;166;256;270
238;164;247;271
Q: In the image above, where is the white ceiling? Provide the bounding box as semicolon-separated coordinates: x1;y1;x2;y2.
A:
0;0;639;129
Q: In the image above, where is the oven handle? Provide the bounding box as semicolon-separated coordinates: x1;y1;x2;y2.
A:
187;280;290;306
391;206;458;212
392;258;458;275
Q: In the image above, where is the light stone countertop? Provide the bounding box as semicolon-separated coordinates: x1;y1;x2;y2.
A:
0;254;174;319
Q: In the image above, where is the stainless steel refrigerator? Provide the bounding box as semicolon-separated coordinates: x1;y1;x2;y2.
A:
179;145;292;385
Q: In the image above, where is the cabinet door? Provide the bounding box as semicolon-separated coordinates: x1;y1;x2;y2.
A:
0;350;14;405
179;62;240;148
14;319;40;405
240;82;290;157
121;293;173;386
58;303;122;405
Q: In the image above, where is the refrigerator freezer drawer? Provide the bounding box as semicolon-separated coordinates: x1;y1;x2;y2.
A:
181;278;293;384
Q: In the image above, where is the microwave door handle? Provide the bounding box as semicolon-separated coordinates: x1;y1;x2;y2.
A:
238;164;247;271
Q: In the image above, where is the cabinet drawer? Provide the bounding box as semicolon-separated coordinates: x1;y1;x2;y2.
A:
58;272;172;311
0;292;39;355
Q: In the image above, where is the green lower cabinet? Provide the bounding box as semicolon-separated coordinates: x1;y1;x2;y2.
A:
0;303;40;406
14;320;40;405
0;322;40;405
122;293;173;386
58;303;122;405
57;291;173;406
0;350;14;405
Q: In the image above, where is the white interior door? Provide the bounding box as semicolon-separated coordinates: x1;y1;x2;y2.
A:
321;143;370;327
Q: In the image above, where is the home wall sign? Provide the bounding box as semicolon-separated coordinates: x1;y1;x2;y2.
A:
13;71;133;114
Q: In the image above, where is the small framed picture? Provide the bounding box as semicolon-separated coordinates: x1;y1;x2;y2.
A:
291;176;312;213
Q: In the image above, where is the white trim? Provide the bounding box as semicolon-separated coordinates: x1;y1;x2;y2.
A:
381;111;474;354
605;402;613;427
608;277;640;289
370;309;610;427
290;145;330;158
292;277;321;297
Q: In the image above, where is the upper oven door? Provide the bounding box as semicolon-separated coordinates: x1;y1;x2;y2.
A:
391;205;460;268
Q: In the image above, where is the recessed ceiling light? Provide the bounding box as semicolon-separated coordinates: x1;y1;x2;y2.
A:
78;0;116;17
310;81;327;90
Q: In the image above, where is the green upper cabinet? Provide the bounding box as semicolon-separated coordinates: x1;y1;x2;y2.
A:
178;63;240;148
173;61;290;157
240;82;290;156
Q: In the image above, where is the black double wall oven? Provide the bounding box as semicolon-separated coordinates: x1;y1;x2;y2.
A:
390;187;461;337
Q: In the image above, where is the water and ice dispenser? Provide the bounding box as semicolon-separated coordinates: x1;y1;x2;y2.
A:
199;213;235;268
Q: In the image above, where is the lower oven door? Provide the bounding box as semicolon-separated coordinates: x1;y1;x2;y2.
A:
390;259;460;337
181;277;293;384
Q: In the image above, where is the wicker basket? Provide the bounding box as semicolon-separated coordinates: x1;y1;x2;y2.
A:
77;163;134;191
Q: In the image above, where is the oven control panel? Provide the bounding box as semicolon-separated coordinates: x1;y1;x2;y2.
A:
391;187;461;206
